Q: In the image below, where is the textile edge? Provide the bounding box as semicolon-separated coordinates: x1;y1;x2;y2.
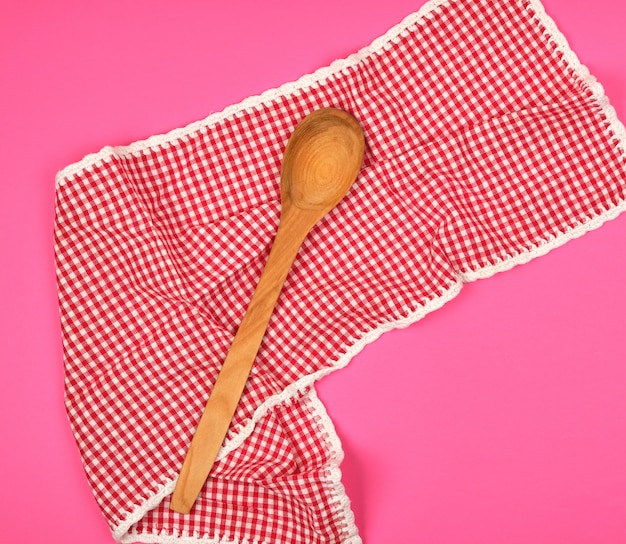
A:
54;0;451;187
458;0;626;281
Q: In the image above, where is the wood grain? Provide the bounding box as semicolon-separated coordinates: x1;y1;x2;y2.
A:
170;108;364;514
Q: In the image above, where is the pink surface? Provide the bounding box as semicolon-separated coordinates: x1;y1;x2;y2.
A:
1;1;625;542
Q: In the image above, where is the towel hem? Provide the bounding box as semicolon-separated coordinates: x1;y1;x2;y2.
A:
54;0;451;187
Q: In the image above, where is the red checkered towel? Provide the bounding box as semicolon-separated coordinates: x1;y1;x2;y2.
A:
54;0;626;542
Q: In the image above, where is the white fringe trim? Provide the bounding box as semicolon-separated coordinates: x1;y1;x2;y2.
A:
55;0;451;187
86;0;626;540
527;0;626;158
306;388;363;544
459;0;626;281
114;479;176;541
119;391;363;544
121;531;243;544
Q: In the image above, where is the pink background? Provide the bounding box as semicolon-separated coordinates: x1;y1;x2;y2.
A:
1;0;625;542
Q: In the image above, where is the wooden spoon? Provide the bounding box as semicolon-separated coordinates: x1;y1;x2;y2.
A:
170;107;365;514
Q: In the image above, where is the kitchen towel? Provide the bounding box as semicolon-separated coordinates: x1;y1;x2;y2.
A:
54;0;626;542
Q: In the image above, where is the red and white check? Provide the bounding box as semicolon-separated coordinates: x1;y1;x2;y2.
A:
55;0;626;542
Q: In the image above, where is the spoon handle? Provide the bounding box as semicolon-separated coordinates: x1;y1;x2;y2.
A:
170;204;319;514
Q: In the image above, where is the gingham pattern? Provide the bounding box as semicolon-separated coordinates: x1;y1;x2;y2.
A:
54;0;626;542
128;388;356;543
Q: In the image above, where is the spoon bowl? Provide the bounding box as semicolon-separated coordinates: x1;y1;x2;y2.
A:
281;108;365;211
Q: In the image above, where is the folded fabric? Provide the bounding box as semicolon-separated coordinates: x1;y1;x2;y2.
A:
54;0;626;542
